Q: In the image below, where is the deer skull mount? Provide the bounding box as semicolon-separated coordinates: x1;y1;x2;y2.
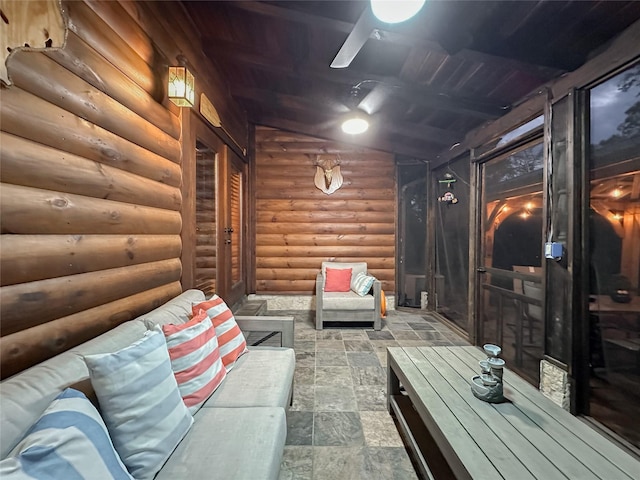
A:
314;155;343;195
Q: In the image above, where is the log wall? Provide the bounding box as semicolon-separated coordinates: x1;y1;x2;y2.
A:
0;0;246;378
254;127;397;294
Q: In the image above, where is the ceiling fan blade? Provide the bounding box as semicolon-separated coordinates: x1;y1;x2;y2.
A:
357;84;393;115
330;8;376;69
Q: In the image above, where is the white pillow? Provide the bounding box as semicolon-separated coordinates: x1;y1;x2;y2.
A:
0;388;133;480
351;271;376;296
84;326;193;480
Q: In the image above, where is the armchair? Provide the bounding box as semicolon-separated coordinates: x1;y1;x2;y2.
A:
315;261;382;330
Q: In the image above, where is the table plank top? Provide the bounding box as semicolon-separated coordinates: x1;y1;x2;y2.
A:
387;346;639;480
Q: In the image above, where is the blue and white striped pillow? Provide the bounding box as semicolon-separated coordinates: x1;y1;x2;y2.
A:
351;271;376;296
84;326;193;480
0;388;133;479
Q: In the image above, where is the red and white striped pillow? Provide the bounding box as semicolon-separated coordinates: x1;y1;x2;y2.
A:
162;310;227;414
192;295;248;372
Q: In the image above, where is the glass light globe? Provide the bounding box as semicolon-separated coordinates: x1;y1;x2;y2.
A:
341;116;369;135
371;0;426;24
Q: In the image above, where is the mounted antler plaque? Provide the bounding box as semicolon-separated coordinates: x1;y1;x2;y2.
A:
314;155;343;195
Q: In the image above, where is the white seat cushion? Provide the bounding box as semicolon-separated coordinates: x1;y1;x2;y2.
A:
322;291;375;310
202;347;295;409
155;407;286;480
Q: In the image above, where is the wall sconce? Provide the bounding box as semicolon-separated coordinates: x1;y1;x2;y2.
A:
168;62;195;107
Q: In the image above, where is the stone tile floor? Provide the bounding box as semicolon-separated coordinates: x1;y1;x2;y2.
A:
245;308;470;480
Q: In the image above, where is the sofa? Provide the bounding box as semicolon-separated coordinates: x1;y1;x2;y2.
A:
0;289;295;479
315;261;382;330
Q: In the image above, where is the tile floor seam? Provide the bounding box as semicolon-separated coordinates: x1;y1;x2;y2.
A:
266;309;468;479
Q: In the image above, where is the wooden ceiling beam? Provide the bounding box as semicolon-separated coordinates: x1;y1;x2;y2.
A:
252;115;438;160
227;1;563;79
231;85;463;146
203;40;507;119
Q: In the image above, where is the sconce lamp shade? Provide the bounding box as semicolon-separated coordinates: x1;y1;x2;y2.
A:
371;0;425;24
341;110;370;135
168;65;195;107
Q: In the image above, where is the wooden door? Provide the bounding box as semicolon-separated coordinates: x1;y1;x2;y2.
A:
221;150;246;306
192;117;223;297
188;116;246;306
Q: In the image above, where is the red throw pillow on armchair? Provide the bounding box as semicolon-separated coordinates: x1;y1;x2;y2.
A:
324;267;352;292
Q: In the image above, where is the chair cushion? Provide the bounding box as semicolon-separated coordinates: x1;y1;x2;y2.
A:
323;291;375;310
84;326;193;480
192;295;248;372
351;272;375;296
0;389;133;480
325;267;352;292
162;310;227;414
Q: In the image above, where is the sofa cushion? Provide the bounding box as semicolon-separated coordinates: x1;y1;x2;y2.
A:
0;320;147;459
155;407;286;480
0;388;133;480
324;267;352;292
84;326;193;480
323;291;375;310
203;347;295;409
139;289;206;328
192;295;248;372
351;271;375;296
162;310;227;414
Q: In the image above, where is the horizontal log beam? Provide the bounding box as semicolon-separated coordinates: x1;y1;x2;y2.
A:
0;133;182;211
257;233;395;246
0;282;182;379
9;52;180;162
0;259;182;336
256;245;395;257
256;257;396;269
255;187;396;201
256;223;395;235
0;234;181;286
256;210;395;224
64;0;156;95
256;268;395;281
45;31;180;140
1;184;182;235
256;200;394;213
1;87;182;186
256;176;394;191
255;280;395;294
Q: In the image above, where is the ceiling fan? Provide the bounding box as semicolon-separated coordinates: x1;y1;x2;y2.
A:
330;0;426;69
312;80;397;137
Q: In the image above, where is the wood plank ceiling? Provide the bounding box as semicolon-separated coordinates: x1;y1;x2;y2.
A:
182;0;640;160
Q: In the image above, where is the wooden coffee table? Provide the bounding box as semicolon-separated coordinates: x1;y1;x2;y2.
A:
387;346;639;480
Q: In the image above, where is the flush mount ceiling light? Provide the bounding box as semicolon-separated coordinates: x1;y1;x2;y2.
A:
341;110;370;135
370;0;426;24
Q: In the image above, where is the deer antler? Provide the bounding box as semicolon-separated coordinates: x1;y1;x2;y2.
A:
313;155;343;195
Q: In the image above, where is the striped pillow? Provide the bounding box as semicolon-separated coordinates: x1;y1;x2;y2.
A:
351;271;376;296
0;388;133;480
192;294;248;372
162;309;227;414
84;326;193;480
